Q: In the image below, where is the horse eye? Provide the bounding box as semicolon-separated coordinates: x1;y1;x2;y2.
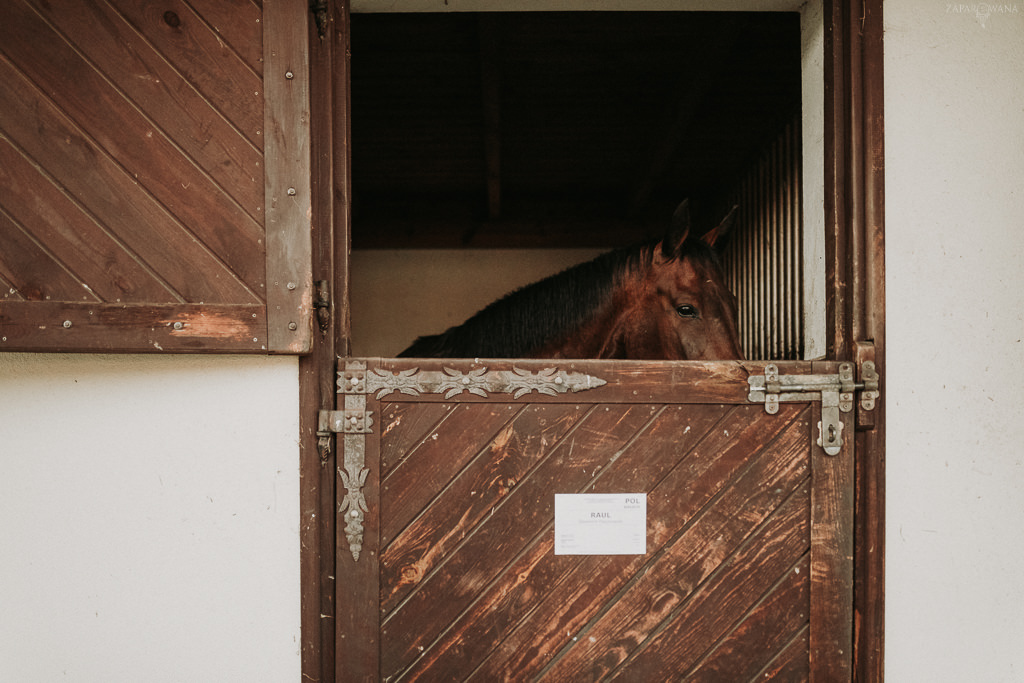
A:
675;304;699;319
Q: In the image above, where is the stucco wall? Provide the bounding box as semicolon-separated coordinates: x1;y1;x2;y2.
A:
0;354;300;681
884;3;1024;680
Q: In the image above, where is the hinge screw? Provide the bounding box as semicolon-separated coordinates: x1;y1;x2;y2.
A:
173;322;184;330
285;70;294;79
62;320;72;328
287;187;297;196
288;322;298;331
287;281;297;290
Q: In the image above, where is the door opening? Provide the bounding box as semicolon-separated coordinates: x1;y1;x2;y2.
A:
347;9;822;361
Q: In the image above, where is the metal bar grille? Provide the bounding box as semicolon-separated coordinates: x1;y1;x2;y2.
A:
722;120;804;360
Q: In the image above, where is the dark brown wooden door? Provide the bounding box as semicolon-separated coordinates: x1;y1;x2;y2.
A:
334;358;852;682
0;0;312;353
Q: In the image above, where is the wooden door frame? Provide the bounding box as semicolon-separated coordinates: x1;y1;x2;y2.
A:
298;0;885;680
824;1;885;681
299;2;352;682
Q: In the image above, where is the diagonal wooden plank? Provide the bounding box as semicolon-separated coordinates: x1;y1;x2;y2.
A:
0;206;95;302
683;553;810;682
604;481;811;682
380;403;521;550
0;136;175;303
106;0;263;144
29;0;265;223
0;58;257;304
754;625;810;682
1;1;266;293
379;404;661;680
476;404;811;681
403;403;729;682
186;0;264;76
379;402;455;477
381;403;586;614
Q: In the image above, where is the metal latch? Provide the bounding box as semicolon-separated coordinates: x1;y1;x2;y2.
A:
748;361;879;456
316;408;374;465
319;409;374;434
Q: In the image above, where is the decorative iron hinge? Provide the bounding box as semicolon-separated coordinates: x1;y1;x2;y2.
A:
316;408;372;465
318;408;374;434
313;280;330;332
339;365;607;399
336;360;372;561
748;361;879;456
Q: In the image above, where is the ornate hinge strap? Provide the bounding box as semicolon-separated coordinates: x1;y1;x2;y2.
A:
334;361;371;561
340;365;608;399
333;361;607;561
338;432;368;561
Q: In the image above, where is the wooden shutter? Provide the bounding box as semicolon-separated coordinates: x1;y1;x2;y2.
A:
0;0;312;353
333;358;854;681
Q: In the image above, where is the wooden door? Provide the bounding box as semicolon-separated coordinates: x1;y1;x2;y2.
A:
334;358;852;681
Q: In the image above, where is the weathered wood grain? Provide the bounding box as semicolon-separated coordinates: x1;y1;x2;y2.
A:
462;404;799;680
0;137;175;303
380;403;520;549
0;206;99;304
262;0;313;353
684;554;810;682
0;51;259;305
29;0;265;222
606;479;810;681
379;402;455;476
380;403;585;613
809;373;855;681
530;408;811;681
0;301;267;352
107;0;263;144
758;626;811;682
1;2;266;293
186;0;264;75
379;404;660;679
419;404;730;681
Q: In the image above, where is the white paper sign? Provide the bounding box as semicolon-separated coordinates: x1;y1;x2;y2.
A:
554;493;647;555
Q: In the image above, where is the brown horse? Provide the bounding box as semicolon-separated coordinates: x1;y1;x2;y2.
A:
398;201;743;360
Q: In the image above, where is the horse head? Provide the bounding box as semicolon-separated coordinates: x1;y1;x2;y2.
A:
607;200;743;360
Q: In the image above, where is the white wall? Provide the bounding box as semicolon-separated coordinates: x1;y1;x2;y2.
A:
884;3;1024;681
0;354;300;682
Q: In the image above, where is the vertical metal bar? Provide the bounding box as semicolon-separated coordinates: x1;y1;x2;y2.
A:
784;123;795;358
793;120;805;359
770;131;778;360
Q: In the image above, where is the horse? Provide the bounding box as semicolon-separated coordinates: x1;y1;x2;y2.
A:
398;200;743;360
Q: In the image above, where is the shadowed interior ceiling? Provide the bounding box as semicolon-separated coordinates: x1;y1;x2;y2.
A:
350;11;801;248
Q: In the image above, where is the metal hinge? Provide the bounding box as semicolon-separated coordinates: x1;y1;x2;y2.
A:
316;408;373;463
310;1;329;41
319;409;374;434
313;280;330;332
748;361;879;456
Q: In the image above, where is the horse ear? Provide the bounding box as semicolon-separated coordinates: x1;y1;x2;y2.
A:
662;199;691;259
702;205;738;249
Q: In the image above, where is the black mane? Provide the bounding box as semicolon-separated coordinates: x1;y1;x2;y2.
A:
398;243;654;358
399;238;718;358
